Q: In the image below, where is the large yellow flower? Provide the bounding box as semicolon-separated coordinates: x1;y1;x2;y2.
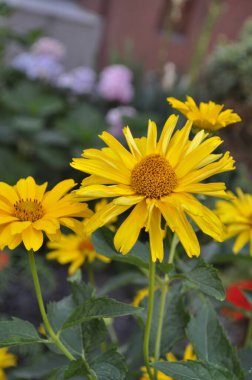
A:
167;96;241;131
0;177;91;252
140;344;196;380
0;347;17;380
71;115;235;262
46;224;111;275
216;188;252;255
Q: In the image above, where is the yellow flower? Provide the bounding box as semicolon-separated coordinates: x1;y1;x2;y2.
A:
140;344;196;380
133;287;149;307
216;188;252;255
46;225;111;275
71;115;235;262
167;96;241;131
0;347;17;380
0;177;91;252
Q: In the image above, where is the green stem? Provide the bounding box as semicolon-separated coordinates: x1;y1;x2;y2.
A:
245;313;252;347
153;234;179;378
28;250;75;362
143;255;156;380
169;234;179;264
87;262;95;286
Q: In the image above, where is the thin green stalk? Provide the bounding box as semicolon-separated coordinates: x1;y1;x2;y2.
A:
245;313;252;347
143;256;156;380
28;250;76;362
153;234;179;378
86;262;95;286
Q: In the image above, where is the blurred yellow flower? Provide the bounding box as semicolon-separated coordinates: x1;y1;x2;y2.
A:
0;176;91;252
46;225;110;275
140;344;196;380
71;115;234;262
133;287;149;307
0;348;17;380
167;96;241;131
216;188;252;255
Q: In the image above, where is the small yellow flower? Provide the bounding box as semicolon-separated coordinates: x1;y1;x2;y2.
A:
71;115;235;262
0;177;91;252
216;188;252;255
140;344;196;380
46;225;111;275
0;348;17;380
167;96;241;131
133;287;149;307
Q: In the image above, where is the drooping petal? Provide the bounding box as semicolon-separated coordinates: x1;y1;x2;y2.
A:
147;206;164;262
114;200;148;254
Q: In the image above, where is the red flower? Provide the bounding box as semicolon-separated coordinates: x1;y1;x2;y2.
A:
225;280;252;320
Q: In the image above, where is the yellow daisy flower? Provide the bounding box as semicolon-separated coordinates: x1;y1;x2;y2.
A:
46;225;111;275
140;344;196;380
167;96;241;131
0;347;17;380
0;176;91;252
216;188;252;255
71;115;235;262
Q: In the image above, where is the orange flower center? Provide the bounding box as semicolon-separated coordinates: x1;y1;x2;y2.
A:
78;239;94;252
131;154;177;198
13;199;44;222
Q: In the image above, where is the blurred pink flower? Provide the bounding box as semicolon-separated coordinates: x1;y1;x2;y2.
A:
31;37;66;61
97;64;134;103
106;106;137;136
57;66;96;94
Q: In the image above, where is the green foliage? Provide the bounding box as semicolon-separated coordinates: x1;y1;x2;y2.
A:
151;360;239;380
177;259;225;301
187;302;245;380
0;318;45;347
62;297;142;331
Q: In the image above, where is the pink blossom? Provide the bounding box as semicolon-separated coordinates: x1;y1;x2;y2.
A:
31;37;66;61
97;64;134;103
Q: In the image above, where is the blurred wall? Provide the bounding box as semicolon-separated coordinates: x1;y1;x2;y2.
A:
79;0;252;71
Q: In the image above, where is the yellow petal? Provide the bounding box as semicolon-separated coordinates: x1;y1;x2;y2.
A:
42;179;76;208
114;200;148;254
146;120;157;155
233;230;250;254
157;114;178;155
148;206;164;262
85;202;130;235
22;226;44;251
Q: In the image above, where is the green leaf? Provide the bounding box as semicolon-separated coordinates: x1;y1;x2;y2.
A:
12;116;43;132
151;360;238;380
64;359;88;379
62;297;142;330
47;296;82;357
92;228;149;269
0;318;45;347
239;347;252;380
179;259;225;301
242;290;252;304
90;349;127;380
187;302;245;380
11;353;67;379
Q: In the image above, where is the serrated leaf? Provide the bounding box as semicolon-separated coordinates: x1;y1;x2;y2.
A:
187;302;245;380
62;297;142;330
11;353;67;379
47;296;82;357
0;318;45;347
180;259;225;301
64;359;88;379
151;360;238;380
92;228;149;269
90;349;127;380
